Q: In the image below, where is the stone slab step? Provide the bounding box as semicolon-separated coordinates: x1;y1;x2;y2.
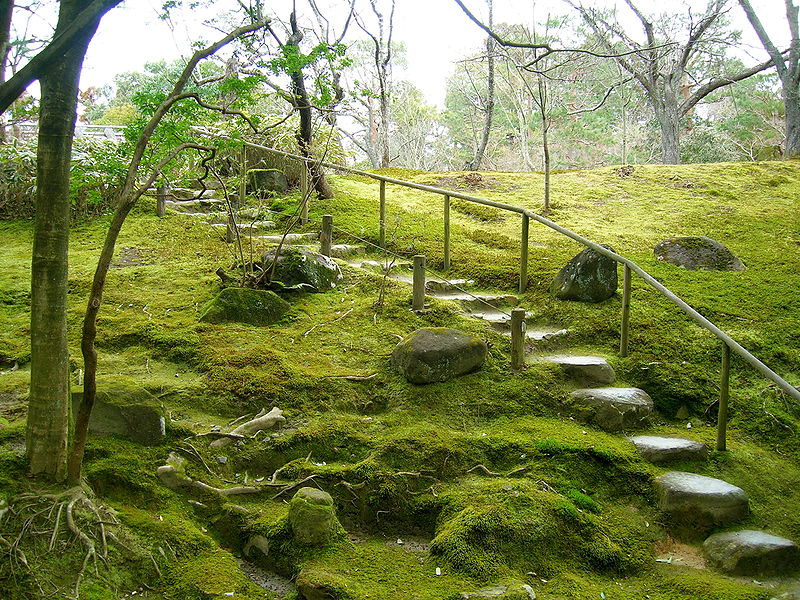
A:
166;199;226;213
211;221;277;235
629;435;709;464
426;279;475;294
656;471;749;536
258;232;319;244
566;387;653;431
329;244;364;259
703;530;800;576
430;293;519;312
170;187;217;200
537;355;615;385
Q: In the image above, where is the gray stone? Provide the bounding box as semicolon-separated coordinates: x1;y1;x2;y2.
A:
392;328;488;384
199;288;290;326
550;245;618;302
704;530;799;575
656;472;749;536
426;279;474;293
566;387;653;431
289;487;343;546
243;535;271;558
258;232;319;245
72;382;166;445
542;355;616;385
329;244;364;258
654;236;745;271
261;248;343;292
165;198;225;213
461;584;537;600
629;435;709;463
247;169;289;196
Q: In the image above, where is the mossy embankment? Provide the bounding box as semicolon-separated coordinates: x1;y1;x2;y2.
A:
0;160;798;599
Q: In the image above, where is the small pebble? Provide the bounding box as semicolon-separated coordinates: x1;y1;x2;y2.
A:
396;538;404;545
216;456;228;465
435;567;441;576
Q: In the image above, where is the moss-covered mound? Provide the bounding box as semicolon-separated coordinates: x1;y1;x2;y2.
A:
199;287;290;326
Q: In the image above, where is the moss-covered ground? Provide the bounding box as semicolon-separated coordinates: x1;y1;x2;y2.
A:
0;160;798;599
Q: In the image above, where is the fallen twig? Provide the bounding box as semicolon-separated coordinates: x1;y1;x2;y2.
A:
302;307;354;337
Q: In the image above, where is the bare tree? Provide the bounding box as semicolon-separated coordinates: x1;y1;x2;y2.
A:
738;0;799;157
566;0;777;164
464;0;495;170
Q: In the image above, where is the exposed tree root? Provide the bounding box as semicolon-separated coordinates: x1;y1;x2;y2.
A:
0;486;119;600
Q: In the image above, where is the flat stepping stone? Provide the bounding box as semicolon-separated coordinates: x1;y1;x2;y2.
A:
539;355;615;384
258;232;319;244
704;530;800;576
170;187;216;200
212;221;276;235
165;198;225;213
426;279;474;293
629;436;708;463
329;244;364;258
656;472;749;536
566;387;653;431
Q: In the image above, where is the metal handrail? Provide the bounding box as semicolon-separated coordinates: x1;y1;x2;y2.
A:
240;141;800;410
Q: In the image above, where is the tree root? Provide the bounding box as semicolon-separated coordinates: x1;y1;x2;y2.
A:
466;464;529;478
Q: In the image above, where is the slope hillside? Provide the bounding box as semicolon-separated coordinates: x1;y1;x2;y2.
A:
0;160;798;600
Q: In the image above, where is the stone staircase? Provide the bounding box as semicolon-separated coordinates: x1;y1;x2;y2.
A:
164;190;799;584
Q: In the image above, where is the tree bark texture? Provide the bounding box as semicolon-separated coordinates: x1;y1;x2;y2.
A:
0;1;13;142
27;0;102;480
466;0;494;171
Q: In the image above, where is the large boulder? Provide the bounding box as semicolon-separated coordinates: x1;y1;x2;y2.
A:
550;245;618;302
72;380;165;445
703;530;800;576
247;169;289;196
656;472;749;537
566;387;653;431
288;487;343;546
392;328;488;384
262;248;343;292
654;236;745;271
199;287;290;326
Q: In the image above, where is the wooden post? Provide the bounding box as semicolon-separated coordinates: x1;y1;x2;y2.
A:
412;255;426;311
321;214;333;257
716;342;731;452
620;265;632;357
156;184;168;217
239;144;247;205
510;307;526;371
379;180;387;249
300;159;309;225
519;214;529;294
443;194;451;271
229;193;239;212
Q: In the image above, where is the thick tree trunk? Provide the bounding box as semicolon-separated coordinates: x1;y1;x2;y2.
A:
784;83;800;158
657;106;682;164
27;0;101;480
0;1;13;142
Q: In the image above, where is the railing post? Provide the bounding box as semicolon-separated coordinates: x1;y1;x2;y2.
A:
412;255;426;311
443;194;451;271
510;307;526;371
300;159;309;225
321;214;333;257
716;342;731;452
620;265;632;357
519;214;529;294
156;184;168;217
379;180;387;249
239;143;247;206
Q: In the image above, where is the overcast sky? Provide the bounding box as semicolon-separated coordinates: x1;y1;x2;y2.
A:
74;0;789;107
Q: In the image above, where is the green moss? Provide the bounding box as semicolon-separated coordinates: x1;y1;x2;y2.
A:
199;287;291;326
163;549;272;600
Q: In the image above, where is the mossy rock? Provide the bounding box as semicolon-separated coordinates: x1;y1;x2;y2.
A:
71;380;165;446
262;247;343;292
391;328;488;384
549;245;618;302
199;287;290;326
288;487;345;546
246;168;289;195
654;236;746;271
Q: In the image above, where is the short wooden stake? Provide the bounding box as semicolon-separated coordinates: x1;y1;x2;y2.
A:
156;184;168;217
300;160;309;225
239;144;247;204
379;180;387;249
620;265;631;357
226;213;236;244
716;342;731;452
519;214;529;293
412;255;426;311
321;214;333;257
443;194;451;271
510;307;526;371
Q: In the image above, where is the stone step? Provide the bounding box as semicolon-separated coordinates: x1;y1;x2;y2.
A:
211;221;277;235
566;387;653;431
425;279;475;294
329;244;364;259
656;471;749;537
629;435;709;464
703;530;800;576
536;355;615;385
257;232;319;245
497;324;570;343
430;292;519;312
166;198;226;213
170;187;217;200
